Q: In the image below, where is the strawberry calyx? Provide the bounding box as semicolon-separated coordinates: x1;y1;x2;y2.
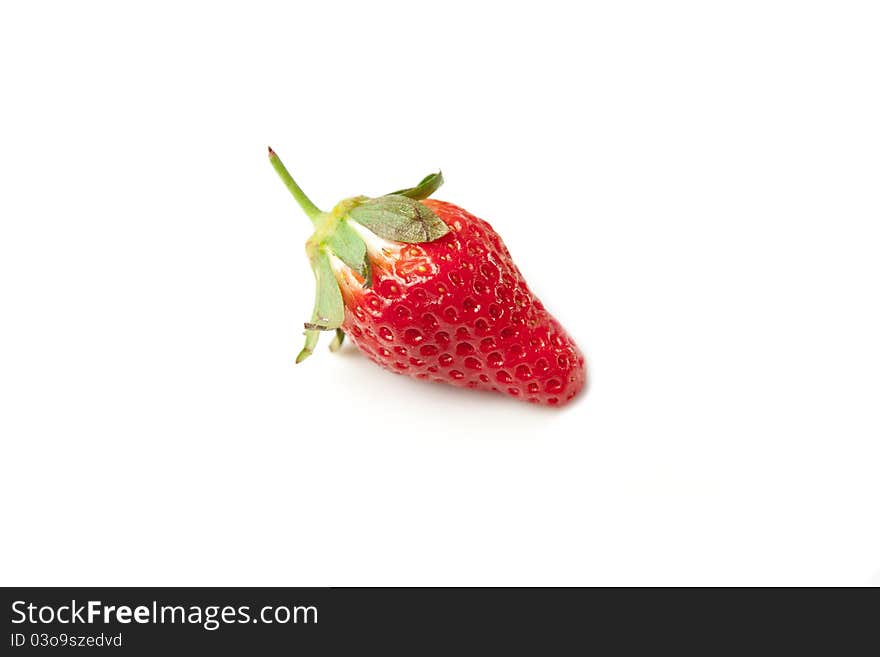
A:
387;171;444;200
267;147;449;363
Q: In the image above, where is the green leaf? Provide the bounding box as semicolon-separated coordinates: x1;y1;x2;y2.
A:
296;250;345;363
325;221;367;275
348;195;450;243
309;251;344;330
329;328;345;352
296;330;319;364
362;255;373;288
324;220;373;287
304;251;344;333
387;171;444;200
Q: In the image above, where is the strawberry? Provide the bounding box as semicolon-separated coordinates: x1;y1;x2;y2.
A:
268;147;586;406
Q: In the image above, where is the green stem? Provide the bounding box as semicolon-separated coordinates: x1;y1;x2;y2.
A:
268;147;323;224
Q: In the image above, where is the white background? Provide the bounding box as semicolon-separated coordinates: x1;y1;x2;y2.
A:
1;1;878;586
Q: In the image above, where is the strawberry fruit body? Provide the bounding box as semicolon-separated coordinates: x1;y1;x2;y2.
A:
268;148;586;406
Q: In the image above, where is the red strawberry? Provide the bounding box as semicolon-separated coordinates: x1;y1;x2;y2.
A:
268;147;586;406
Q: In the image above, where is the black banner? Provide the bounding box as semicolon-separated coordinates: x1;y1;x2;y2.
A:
1;587;874;653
